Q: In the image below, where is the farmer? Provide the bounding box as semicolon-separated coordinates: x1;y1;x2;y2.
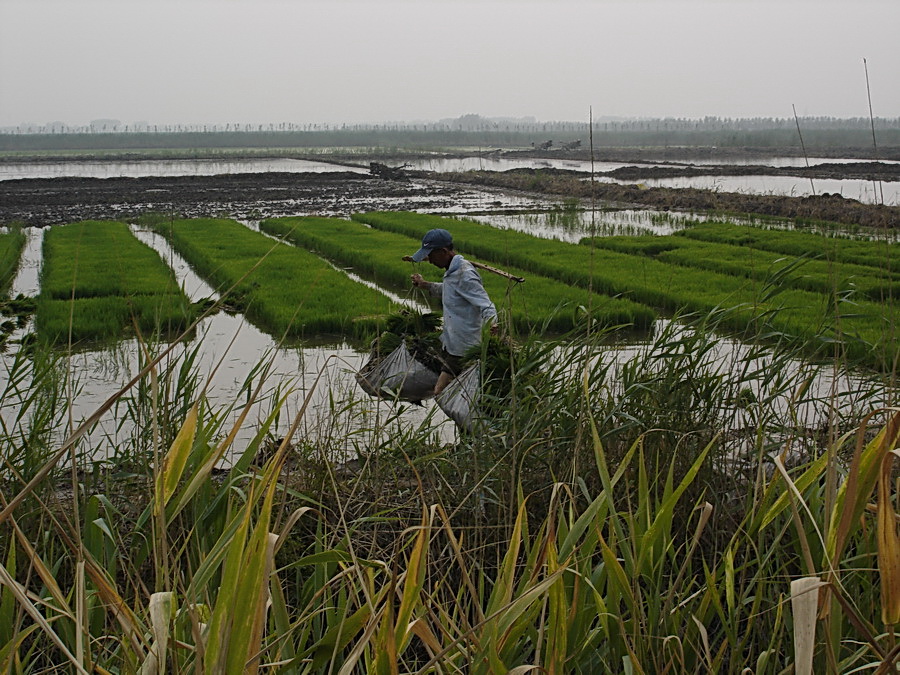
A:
409;228;497;395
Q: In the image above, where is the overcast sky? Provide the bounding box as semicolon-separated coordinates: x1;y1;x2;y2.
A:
1;0;897;128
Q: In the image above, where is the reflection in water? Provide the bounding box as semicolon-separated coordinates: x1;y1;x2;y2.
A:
0;158;369;181
598;174;898;206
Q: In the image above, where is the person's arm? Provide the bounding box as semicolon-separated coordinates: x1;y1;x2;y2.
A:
411;273;443;297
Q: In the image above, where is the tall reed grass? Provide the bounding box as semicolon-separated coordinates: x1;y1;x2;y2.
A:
0;300;896;672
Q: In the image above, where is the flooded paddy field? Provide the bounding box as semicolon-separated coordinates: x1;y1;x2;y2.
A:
1;151;898;463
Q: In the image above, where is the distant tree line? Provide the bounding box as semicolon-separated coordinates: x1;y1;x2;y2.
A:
1;116;898;152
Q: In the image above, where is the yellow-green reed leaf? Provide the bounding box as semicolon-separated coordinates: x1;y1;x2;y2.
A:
268;566;293;662
544;535;567;675
223;481;278;675
140;592;174;675
244;533;278;675
725;546;735;617
496;568;567;646
373;591;398;675
169;389;288;521
597;531;636;619
185;510;245;602
486;498;528;618
81;554;147;657
637;436;714;573
756;448;829;532
307;604;372;671
204;499;252;674
0;622;39;671
828;409;900;565
395;506;431;653
8;516;71;620
560;439;638;560
435;503;485;624
0;563;90;674
877;450;900;625
154;401;199;515
338;604;386;675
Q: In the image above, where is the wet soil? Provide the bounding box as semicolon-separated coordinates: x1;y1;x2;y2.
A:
1;152;898;229
0;171;486;226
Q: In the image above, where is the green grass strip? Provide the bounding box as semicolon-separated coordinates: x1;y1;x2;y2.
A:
148;218;398;339
260;216;656;333
353;211;897;370
0;227;26;293
585;234;900;302
37;221;193;343
677;221;900;275
41;220;185;300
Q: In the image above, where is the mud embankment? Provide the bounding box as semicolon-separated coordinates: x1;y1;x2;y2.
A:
432;169;900;230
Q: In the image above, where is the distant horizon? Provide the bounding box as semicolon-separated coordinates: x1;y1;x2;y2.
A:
4;112;900;135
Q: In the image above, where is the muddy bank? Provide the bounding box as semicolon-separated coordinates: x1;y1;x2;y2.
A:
433;169;900;230
2;166;898;231
0;171;495;226
604;161;900;182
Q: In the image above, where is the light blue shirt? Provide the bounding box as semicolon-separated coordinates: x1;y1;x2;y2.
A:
428;254;497;356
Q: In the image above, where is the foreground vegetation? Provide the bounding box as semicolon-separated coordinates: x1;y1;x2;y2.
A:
37;221;194;344
0;303;897;672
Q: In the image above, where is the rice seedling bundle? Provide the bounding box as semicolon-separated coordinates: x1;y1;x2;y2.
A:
148;218;398;338
37;221;193;343
589;234;900;301
355;211;896;369
262;216;656;333
678;221;900;274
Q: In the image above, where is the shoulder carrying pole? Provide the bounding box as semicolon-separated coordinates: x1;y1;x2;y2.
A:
402;256;524;283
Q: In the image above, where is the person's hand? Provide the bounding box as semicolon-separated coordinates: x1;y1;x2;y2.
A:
489;323;499;336
411;273;426;288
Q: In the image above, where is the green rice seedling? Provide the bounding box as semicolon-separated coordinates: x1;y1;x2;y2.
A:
40;221;184;300
678;220;900;274
147;218;399;339
260;215;656;334
589;233;900;302
36;221;194;344
35;294;193;344
354;211;897;371
0;227;26;292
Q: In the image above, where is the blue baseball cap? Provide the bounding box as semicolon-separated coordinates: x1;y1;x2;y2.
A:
411;228;453;262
